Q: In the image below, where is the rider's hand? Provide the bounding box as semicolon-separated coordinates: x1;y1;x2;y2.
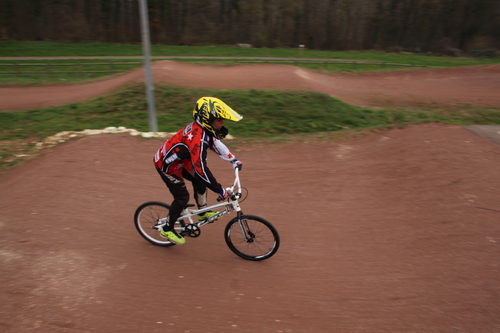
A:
231;159;243;171
218;188;229;201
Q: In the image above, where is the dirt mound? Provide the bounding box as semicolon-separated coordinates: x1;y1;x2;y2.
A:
1;62;499;110
1;123;499;332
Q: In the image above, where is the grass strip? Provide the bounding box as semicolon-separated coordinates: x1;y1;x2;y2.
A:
2;41;499;66
1;84;499;171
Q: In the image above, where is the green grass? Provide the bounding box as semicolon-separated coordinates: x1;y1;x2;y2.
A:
1;84;499;171
0;59;143;85
1;41;498;66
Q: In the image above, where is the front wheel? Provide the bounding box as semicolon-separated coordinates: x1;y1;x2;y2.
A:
224;214;280;261
134;201;181;247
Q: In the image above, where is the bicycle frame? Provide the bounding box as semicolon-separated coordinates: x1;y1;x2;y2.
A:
155;168;243;232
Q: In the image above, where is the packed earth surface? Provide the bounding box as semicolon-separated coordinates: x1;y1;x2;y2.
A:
1;62;499;333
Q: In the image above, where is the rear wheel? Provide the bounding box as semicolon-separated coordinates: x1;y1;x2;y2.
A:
224;215;280;261
134;201;182;247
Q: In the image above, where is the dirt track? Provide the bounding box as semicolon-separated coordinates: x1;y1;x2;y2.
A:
1;61;500;110
1;64;500;332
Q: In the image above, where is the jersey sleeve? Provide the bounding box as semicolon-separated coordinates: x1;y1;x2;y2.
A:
212;138;236;162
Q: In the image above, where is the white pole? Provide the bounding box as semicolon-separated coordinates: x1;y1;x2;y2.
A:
138;0;158;132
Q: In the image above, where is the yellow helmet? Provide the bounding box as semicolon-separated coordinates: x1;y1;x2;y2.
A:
193;97;243;139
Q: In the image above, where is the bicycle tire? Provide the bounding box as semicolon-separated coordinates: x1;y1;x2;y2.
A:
224;214;280;261
134;201;180;247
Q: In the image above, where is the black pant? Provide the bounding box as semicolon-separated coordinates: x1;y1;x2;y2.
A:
155;167;207;231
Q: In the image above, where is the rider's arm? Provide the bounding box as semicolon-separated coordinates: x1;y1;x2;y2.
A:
191;135;224;195
211;138;235;162
212;138;243;170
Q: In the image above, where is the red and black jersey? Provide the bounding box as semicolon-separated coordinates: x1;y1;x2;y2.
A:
154;122;227;194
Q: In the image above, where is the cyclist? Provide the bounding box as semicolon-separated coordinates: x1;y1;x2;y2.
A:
153;97;243;244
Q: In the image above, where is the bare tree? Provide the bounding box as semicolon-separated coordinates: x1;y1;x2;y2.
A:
2;0;498;52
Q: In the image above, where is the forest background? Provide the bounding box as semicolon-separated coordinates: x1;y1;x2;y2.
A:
1;0;499;55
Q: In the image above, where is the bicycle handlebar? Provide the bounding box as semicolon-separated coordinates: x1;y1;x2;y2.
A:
217;167;241;202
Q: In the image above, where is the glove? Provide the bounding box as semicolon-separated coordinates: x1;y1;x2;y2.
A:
218;188;229;201
231;158;243;171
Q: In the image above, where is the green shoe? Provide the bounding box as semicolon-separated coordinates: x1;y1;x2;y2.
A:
160;229;186;244
198;211;219;221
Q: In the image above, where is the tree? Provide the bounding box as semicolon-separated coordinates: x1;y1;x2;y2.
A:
2;0;498;52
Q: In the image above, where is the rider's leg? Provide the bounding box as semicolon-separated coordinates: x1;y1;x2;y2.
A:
182;169;218;221
156;167;189;231
182;169;208;209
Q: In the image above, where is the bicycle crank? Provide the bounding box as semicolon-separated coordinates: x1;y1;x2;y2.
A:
183;224;201;238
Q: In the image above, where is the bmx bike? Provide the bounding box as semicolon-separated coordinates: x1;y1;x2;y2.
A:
134;168;280;261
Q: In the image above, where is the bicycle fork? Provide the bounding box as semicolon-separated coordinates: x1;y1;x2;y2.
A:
235;212;256;243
